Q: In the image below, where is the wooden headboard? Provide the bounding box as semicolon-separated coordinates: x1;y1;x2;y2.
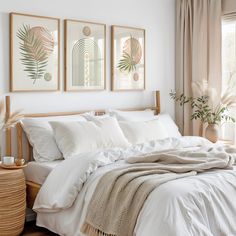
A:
4;91;161;162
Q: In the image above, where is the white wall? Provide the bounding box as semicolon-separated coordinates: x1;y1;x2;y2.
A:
0;0;175;115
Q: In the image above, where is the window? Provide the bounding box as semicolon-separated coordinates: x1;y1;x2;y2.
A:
222;19;236;142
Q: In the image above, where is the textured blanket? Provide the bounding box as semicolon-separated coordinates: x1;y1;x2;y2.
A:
81;146;235;236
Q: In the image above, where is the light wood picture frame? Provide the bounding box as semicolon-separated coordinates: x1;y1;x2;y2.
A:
64;19;106;91
10;12;60;92
111;25;145;91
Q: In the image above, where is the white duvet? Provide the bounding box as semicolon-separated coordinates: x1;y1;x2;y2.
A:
33;137;236;236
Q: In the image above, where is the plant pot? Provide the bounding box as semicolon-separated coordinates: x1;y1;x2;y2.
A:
205;124;219;143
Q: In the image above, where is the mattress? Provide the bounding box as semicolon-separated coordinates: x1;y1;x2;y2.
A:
24;160;63;185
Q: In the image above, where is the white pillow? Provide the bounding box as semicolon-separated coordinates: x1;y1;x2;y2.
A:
156;113;182;138
110;111;181;138
107;109;155;121
118;119;169;144
50;117;130;159
21;115;88;162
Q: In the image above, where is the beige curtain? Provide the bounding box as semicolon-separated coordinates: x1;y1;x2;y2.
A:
175;0;222;136
222;0;236;15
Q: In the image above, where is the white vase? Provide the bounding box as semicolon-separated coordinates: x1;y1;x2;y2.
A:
205;124;219;143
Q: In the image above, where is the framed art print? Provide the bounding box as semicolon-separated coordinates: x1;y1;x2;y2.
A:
10;13;60;92
65;20;106;91
111;25;145;91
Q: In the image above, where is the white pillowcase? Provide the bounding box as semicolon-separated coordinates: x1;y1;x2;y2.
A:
119;119;169;144
107;110;181;138
21;115;88;162
107;109;155;121
50;117;130;159
156;113;182;138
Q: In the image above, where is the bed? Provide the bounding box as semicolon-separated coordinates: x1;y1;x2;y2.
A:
4;91;161;209
24;161;62;208
3;91;236;236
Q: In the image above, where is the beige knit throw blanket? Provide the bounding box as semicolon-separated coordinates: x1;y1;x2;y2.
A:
81;147;235;236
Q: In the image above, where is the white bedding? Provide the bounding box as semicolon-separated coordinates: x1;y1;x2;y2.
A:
33;137;236;236
24;160;63;185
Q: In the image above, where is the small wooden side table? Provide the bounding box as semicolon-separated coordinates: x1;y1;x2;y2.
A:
0;168;26;236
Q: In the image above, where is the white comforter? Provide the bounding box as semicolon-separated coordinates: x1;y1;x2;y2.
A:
33;137;236;236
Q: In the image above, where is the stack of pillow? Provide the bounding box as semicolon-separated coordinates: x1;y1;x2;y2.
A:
21;110;181;162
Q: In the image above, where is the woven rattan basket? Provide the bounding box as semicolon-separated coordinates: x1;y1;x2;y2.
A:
0;168;26;236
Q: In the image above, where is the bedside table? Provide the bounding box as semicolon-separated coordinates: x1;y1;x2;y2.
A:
0;167;26;236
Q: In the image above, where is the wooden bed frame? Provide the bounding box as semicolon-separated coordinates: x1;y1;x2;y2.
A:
4;91;161;208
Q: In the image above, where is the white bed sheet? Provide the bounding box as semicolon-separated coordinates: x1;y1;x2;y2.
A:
36;163;236;236
34;137;236;236
24;160;63;185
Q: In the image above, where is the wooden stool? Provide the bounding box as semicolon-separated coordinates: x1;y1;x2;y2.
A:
0;168;26;236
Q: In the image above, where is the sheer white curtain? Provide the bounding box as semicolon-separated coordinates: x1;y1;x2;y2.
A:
175;0;222;136
221;14;236;143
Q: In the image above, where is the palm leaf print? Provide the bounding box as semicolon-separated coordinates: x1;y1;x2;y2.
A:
17;24;50;84
117;52;136;73
117;35;142;73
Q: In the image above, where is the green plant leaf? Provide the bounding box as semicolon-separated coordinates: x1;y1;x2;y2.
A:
117;35;141;73
17;24;49;84
117;52;136;73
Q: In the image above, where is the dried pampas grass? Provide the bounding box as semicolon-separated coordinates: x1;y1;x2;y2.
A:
171;79;236;125
192;79;208;97
192;80;236;110
4;112;24;129
221;91;236;108
192;79;219;109
0;100;23;130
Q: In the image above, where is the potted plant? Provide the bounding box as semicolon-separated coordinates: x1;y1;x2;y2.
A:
170;80;236;142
